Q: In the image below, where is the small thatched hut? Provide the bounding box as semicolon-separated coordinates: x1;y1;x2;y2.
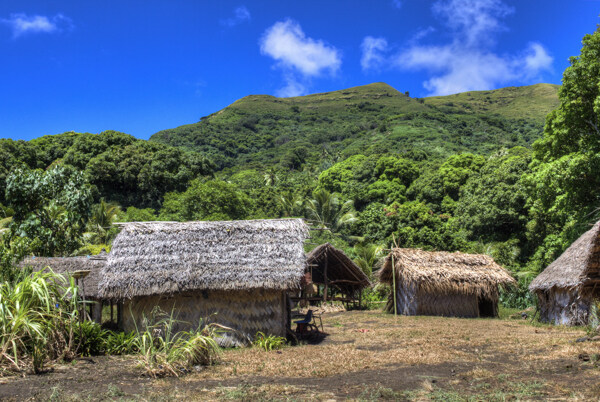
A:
19;253;107;323
379;248;515;318
304;243;370;307
99;219;309;346
529;222;600;326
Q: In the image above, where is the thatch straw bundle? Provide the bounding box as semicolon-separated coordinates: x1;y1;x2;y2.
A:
529;222;600;293
99;219;309;299
379;248;515;299
19;253;106;299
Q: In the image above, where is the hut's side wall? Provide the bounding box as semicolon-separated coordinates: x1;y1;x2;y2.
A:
122;289;287;347
415;290;479;318
394;283;418;315
536;289;591;326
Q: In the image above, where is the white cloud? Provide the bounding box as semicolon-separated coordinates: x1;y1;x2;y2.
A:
260;19;341;76
360;36;388;72
220;6;251;27
523;42;553;77
1;13;72;38
260;19;341;97
432;0;512;46
390;0;553;95
276;74;307;97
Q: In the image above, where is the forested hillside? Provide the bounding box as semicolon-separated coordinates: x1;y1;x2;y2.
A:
150;82;559;170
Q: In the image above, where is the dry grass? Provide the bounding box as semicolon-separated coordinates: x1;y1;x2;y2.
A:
3;310;600;400
189;311;591;380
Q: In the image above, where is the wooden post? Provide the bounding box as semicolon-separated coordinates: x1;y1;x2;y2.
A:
358;289;362;309
117;302;122;329
323;255;328;302
110;301;114;323
92;300;103;324
391;249;397;317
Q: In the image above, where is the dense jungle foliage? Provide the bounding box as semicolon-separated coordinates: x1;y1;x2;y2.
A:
2;27;600;311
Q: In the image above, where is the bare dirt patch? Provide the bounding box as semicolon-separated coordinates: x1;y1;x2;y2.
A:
2;311;600;400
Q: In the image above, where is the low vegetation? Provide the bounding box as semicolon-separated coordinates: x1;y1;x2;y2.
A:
0;270;85;373
132;309;224;378
3;310;599;400
252;332;286;351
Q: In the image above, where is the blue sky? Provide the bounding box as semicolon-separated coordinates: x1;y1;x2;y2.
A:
1;1;598;141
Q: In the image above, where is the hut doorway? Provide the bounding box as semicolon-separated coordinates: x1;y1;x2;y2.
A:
477;297;496;317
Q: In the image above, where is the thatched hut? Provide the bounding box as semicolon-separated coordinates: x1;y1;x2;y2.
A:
379;248;515;318
19;253;107;323
303;243;370;307
529;222;600;326
99;219;309;346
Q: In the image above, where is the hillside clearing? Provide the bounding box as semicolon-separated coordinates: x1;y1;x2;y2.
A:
1;310;599;401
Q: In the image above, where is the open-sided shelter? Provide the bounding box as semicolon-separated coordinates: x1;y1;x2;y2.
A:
99;219;309;347
19;252;107;323
303;243;370;307
379;248;515;318
529;222;600;326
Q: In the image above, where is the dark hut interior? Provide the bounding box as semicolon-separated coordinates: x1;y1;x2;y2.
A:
295;243;370;308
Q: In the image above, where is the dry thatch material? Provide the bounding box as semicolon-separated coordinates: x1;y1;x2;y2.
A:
306;243;370;288
379;248;515;299
99;219;309;299
19;252;107;300
529;222;600;293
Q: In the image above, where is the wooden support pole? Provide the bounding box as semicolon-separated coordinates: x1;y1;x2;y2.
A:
110;301;114;323
117;302;122;329
323;256;328;302
92;300;103;324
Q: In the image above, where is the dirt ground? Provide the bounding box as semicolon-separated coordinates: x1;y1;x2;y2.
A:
2;310;600;401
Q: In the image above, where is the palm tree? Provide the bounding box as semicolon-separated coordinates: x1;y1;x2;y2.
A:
279;192;304;217
263;168;279;186
353;243;385;279
305;189;357;234
85;199;122;245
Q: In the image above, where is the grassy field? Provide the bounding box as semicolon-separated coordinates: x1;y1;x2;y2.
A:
423;83;561;123
1;310;598;401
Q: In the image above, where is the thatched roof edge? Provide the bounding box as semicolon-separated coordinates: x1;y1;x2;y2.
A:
306;243;371;287
99;219;309;299
19;254;106;299
529;221;600;292
379;248;515;299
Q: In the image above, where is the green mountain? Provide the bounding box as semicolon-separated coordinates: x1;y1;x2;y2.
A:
150;82;559;170
423;83;560;123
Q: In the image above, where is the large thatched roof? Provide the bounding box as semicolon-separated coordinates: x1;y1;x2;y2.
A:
99;219;309;299
306;243;370;289
19;253;107;300
379;248;515;298
529;222;600;293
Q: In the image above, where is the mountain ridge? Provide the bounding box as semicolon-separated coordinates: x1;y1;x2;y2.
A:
150;82;559;170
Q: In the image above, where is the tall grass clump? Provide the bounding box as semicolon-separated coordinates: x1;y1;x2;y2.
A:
253;332;286;351
132;308;226;377
0;269;86;374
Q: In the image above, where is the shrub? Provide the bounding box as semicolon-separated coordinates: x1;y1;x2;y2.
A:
359;284;390;310
104;331;137;355
131;308;225;377
0;270;84;373
72;321;109;356
253;332;286;351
